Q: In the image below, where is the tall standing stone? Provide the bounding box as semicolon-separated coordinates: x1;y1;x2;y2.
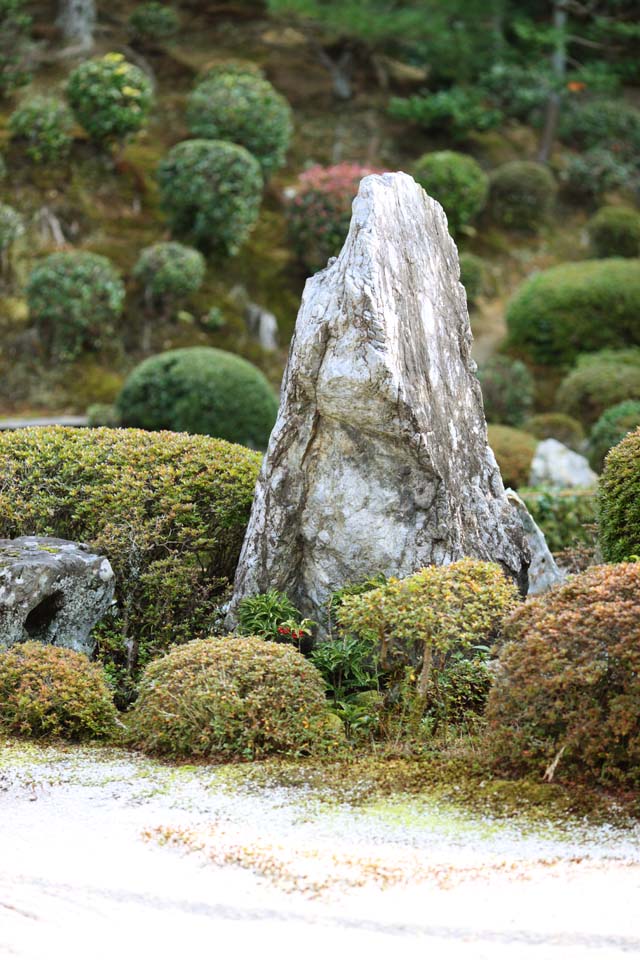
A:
229;173;529;628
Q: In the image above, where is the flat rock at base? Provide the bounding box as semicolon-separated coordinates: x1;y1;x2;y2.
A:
228;173;529;629
506;490;566;595
529;438;598;489
0;536;114;654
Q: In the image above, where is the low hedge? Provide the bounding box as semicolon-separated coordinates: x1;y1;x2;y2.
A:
599;426;640;562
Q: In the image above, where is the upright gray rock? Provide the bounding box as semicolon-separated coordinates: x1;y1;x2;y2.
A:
0;537;114;653
57;0;96;49
529;438;598;489
506;490;566;595
229;173;529;628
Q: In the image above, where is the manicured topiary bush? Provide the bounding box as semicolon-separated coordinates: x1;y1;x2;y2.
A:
519;487;597;553
413;151;488;234
9;97;74;164
599;426;640;562
486;563;640;787
459;252;485;304
287;163;381;273
26;251;125;361
129;2;179;41
488;161;557;231
187;72;292;177
487;424;537;489
522;413;585;451
127;636;342;759
587;206;640;259
157;139;263;254
66;53;153;148
556;348;640;426
560;99;640;164
588;400;640;472
0;427;261;696
477;355;534;427
506;260;640;367
133;242;205;316
117;346;278;449
0;642;118;741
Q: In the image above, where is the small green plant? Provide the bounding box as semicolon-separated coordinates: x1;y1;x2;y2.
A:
202;306;225;331
599;426;640;562
9;97;74;164
413;151;488;235
0;0;31;98
477;356;534;427
488;161;557;232
237;590;314;647
133;241;205;322
129;3;179;41
587;206;640;259
66;52;153;149
519;487;597;553
389;87;502;139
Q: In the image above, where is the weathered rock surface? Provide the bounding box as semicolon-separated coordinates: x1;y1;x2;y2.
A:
505;490;566;595
529;439;597;489
0;536;114;653
228;172;529;628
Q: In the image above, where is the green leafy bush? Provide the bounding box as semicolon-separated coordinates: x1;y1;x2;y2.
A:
556;349;640;427
66;52;153;147
587;206;640;259
519;488;597;553
599;426;640;562
486;563;640;787
187;72;292;177
522;413;585;451
479;62;550;122
237;590;313;648
157;139;263;254
562;148;638;202
560;99;640;164
0;642;117;741
127;636;342;759
459;252;485;304
9;97;74;164
133;242;205;315
506;260;640;367
0;0;31;98
488;161;557;231
588;400;640;472
198;59;264;84
389;88;502;139
26;251;125;362
129;3;179;41
413;151;488;235
477;356;534;427
0;427;261;695
487;424;537;489
286;163;381;273
117;346;278;449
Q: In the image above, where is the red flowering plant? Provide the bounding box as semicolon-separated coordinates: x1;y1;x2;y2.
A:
237;589;315;650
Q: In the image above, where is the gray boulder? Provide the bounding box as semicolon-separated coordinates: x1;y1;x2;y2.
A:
506;490;566;595
529;438;597;489
0;537;114;654
228;172;529;630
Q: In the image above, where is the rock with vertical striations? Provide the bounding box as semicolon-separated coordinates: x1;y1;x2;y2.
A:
228;172;529;630
505;489;566;595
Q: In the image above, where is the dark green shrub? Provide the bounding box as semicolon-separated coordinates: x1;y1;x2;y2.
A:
519;487;597;553
588;400;640;472
506;260;640;367
488;161;557;231
587;206;640;259
389;88;502;139
117;346;278;449
0;0;31;98
129;3;179;41
413;151;488;235
127;636;342;759
477;356;534;427
486;563;640;787
66;53;153;148
522;413;585;451
157;139;263;254
487;424;537;489
479;63;550;122
26;251;125;362
187;72;292;177
556;349;640;426
0;427;261;694
9;97;73;164
459;252;485;304
133;242;205;315
560;99;640;164
562;148;638;202
237;590;313;647
0;642;117;741
599;427;640;562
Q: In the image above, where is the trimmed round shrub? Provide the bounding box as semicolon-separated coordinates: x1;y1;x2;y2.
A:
486;563;640;787
459;252;485;304
560;99;640;164
0;203;24;253
477;355;534;427
157;139;263;254
9;97;74;164
133;242;205;313
588;400;640;472
129;2;179;41
487;424;537;489
522;413;585;451
287;163;382;273
66;53;153;147
198;59;264;84
0;642;117;741
186;72;292;177
26;251;125;361
488;161;557;231
506;259;640;367
556;348;640;426
127;636;341;759
413;151;488;234
117;346;278;449
519;487;597;553
599;426;640;561
587;206;640;259
0;427;261;694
